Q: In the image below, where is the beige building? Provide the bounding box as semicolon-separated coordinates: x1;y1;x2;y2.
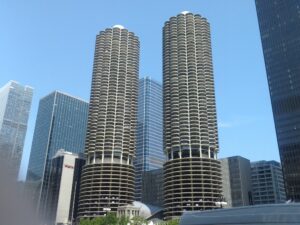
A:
78;25;139;218
163;11;222;219
117;201;162;222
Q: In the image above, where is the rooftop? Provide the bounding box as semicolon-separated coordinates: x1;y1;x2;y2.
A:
113;24;125;29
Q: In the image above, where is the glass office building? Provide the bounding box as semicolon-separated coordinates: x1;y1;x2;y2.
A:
251;160;286;205
141;168;164;207
134;76;164;201
256;0;300;201
0;81;33;177
26;91;88;216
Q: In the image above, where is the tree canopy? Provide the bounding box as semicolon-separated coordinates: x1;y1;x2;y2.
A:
79;213;179;225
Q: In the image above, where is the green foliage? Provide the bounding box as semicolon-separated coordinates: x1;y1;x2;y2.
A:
92;217;106;225
79;213;180;225
131;216;147;225
79;213;134;225
79;213;119;225
105;213;119;224
118;216;130;225
161;219;180;225
79;218;90;225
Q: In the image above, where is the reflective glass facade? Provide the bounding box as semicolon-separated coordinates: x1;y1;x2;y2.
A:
0;81;33;177
256;0;300;201
26;91;88;216
134;76;164;201
141;168;164;207
251;160;286;205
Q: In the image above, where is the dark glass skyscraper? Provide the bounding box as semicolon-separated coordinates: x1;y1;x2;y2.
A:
78;25;139;218
0;81;33;177
134;76;164;201
26;91;88;216
141;168;164;207
256;0;300;201
163;12;222;219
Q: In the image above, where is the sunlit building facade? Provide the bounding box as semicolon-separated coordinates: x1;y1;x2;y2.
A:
220;156;252;207
44;150;85;225
0;81;33;177
163;12;222;219
26;91;88;218
78;25;139;218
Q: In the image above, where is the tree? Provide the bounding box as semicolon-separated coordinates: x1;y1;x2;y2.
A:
119;216;130;225
78;213;181;225
79;213;125;225
131;216;147;225
92;217;106;225
104;212;119;225
79;218;90;225
162;219;180;225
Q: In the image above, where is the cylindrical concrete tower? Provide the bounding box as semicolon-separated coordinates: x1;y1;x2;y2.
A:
78;25;139;218
163;12;222;219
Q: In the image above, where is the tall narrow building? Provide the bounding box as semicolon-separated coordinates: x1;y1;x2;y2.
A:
163;12;222;219
135;76;164;201
78;25;139;218
44;150;85;225
255;0;300;201
0;81;33;177
26;91;88;218
220;156;252;208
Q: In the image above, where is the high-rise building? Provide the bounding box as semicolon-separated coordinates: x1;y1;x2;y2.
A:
163;12;222;219
26;91;88;216
255;0;300;201
251;160;286;205
44;149;85;225
141;168;164;207
0;81;33;177
78;25;139;218
220;156;252;207
220;158;231;207
135;76;164;201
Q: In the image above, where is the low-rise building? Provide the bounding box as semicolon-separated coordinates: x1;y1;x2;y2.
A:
117;201;163;221
251;160;286;204
180;203;300;225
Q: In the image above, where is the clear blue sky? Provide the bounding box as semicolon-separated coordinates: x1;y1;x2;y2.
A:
0;0;279;180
